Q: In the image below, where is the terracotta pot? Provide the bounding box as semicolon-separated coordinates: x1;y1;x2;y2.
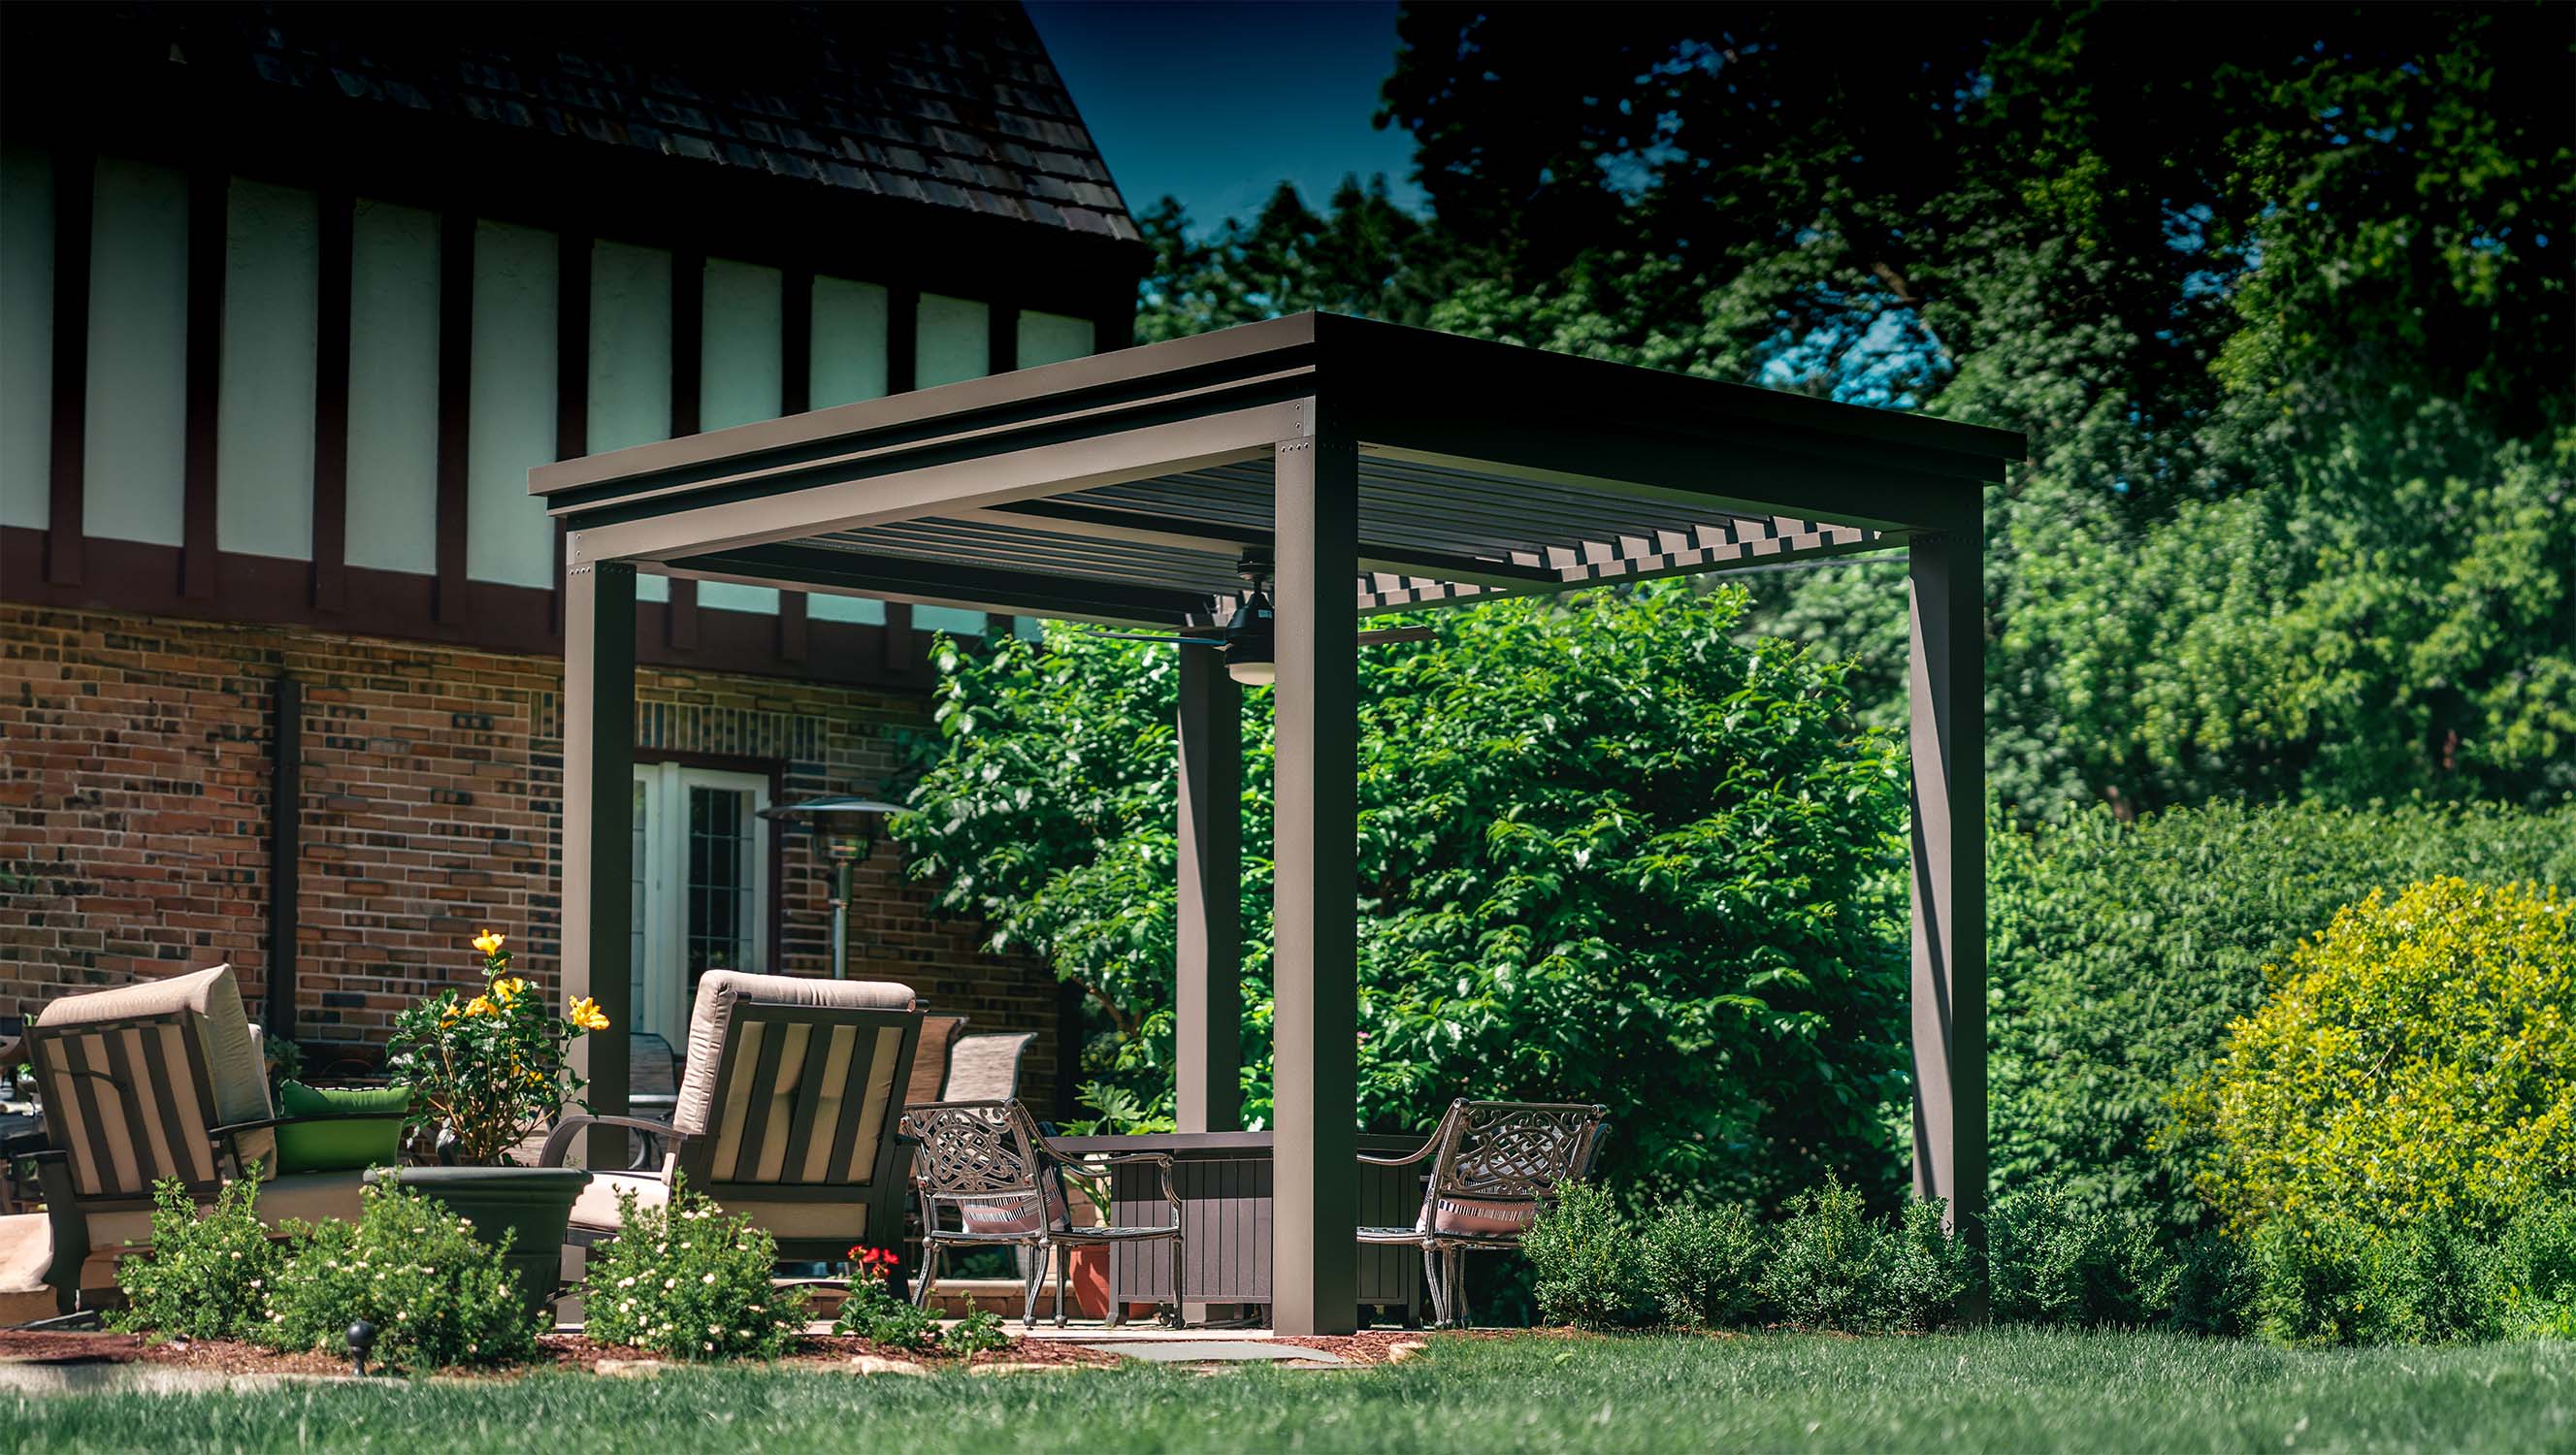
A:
1067;1243;1111;1318
368;1165;592;1316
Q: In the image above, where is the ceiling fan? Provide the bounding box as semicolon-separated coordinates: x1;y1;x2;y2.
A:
1084;551;1434;686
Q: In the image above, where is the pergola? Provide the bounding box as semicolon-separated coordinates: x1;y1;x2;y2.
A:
531;311;2023;1335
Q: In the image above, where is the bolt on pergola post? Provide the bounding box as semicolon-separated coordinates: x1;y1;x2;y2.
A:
533;312;2021;1336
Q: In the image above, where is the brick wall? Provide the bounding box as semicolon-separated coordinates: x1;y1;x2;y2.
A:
0;602;1064;1108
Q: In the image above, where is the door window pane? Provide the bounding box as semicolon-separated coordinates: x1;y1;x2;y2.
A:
685;785;756;995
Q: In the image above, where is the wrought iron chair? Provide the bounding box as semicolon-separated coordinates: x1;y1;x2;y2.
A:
898;1098;1184;1328
1357;1099;1611;1328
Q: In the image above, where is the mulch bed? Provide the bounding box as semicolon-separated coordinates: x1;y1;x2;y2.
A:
0;1327;1123;1379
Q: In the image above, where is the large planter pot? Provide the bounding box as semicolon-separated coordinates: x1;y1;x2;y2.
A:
367;1165;592;1316
1066;1244;1110;1319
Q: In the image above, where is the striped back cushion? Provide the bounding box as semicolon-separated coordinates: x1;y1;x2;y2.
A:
31;1015;220;1199
694;1007;918;1189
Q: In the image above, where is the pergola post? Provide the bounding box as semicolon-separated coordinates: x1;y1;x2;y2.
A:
1907;525;1987;1314
1268;409;1360;1336
562;557;636;1169
1174;642;1243;1133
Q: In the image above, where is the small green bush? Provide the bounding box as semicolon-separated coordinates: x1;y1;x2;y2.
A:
831;1268;942;1351
1637;1200;1766;1329
1757;1177;1888;1331
2186;879;2576;1239
1986;1179;2168;1326
1882;1198;1973;1332
2247;1212;2504;1347
1524;1180;1644;1329
256;1180;538;1368
577;1181;808;1361
947;1309;1010;1357
2491;1200;2576;1339
2165;1231;2258;1339
112;1175;278;1342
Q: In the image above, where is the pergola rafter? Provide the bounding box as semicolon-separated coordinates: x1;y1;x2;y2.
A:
534;311;2023;1336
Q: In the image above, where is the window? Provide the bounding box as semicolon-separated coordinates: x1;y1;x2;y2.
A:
630;762;770;1042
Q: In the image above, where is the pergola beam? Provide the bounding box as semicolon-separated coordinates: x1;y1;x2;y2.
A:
662;542;1206;627
962;499;1563;591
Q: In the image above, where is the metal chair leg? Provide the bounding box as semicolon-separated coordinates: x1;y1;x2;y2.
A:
1449;1248;1472;1329
1421;1244;1446;1327
911;1241;942;1310
1164;1230;1186;1328
1054;1244;1072;1327
1022;1240;1047;1329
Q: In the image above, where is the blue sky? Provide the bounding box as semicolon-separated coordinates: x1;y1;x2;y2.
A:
1026;1;1427;230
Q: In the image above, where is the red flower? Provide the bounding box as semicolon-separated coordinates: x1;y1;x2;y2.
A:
850;1245;898;1280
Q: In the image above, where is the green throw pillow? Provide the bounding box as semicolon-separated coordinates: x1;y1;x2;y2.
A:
272;1081;411;1175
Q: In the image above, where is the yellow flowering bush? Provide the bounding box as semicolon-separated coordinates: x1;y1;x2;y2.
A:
2179;879;2576;1237
386;929;609;1164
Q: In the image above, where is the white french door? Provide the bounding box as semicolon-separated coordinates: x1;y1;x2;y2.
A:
628;763;770;1045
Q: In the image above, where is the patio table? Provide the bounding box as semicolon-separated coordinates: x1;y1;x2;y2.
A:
1048;1131;1425;1321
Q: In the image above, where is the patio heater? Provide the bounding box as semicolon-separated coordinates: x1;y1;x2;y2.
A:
757;793;903;979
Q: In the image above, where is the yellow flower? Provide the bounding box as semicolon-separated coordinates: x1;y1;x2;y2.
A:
472;929;506;956
569;997;611;1033
463;995;497;1018
491;976;527;1005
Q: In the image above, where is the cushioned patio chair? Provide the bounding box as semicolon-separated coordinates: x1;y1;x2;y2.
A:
23;964;401;1312
903;1014;969;1108
541;971;923;1262
1357;1099;1611;1328
900;1098;1183;1328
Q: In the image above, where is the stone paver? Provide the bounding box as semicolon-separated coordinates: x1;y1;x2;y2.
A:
1092;1340;1348;1365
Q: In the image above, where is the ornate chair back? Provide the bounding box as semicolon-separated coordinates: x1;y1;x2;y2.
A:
1418;1099;1611;1240
898;1099;1066;1238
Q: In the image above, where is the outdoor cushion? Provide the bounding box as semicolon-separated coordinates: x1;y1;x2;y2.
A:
905;1016;967;1107
1429;1195;1541;1237
36;963;277;1180
672;972;914;1139
272;1081;410;1174
940;1031;1036;1103
569;1170;670;1233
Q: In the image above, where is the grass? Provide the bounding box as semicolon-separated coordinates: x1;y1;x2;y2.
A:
7;1329;2571;1454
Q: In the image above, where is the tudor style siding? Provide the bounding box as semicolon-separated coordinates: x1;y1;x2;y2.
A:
0;600;1069;1108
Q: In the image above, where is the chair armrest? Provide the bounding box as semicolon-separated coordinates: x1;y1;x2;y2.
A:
210;1112;409;1138
1356;1144;1434;1168
539;1114;685;1169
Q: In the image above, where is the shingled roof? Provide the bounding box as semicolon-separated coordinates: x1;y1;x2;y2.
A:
48;2;1138;242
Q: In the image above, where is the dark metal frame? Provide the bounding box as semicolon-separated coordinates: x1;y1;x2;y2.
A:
1357;1099;1611;1329
541;310;2022;1334
898;1099;1185;1329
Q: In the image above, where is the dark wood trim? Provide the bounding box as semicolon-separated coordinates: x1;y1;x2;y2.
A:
265;676;303;1039
886;285;920;396
180;167;225;600
667;251;704;650
45;147;92;587
553;230;592;636
880;600;914;674
778;591;809;663
0;526;940;690
434;210;473;625
310;189;353;614
988;300;1020;375
780;265;813;415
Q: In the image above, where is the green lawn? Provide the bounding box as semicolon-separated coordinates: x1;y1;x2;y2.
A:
8;1329;2570;1454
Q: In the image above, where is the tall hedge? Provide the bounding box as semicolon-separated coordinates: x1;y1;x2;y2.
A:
1990;799;2576;1240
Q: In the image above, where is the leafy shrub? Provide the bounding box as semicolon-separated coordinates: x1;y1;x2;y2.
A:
2249;1212;2500;1347
831;1247;941;1351
1882;1198;1973;1332
1991;801;2576;1241
577;1182;807;1361
948;1309;1010;1357
1637;1200;1766;1329
257;1180;538;1368
1985;1179;2168;1326
1524;1180;1645;1329
112;1175;278;1342
900;587;1913;1209
2490;1200;2576;1339
2185;879;2575;1237
1757;1177;1888;1331
2165;1231;2258;1339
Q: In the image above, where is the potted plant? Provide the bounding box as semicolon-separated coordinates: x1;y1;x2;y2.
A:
378;928;608;1310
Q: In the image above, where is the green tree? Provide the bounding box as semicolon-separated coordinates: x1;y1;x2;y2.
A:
897;584;1910;1205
